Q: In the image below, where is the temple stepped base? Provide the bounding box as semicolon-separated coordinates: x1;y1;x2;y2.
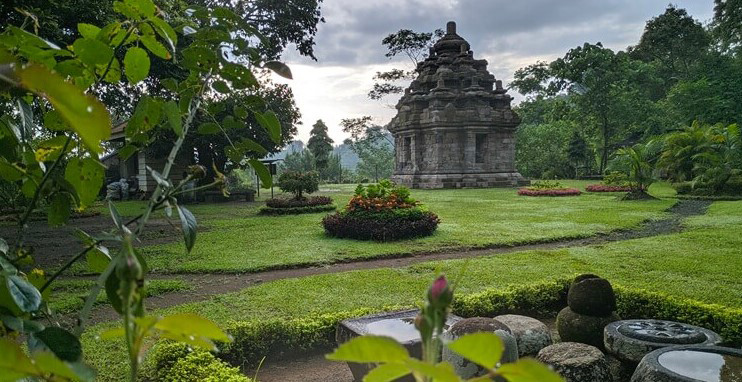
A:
391;172;529;189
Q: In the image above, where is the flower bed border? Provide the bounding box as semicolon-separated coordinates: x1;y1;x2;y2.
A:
517;188;582;197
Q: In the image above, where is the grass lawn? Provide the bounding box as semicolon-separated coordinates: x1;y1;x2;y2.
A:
97;181;674;273
82;199;742;381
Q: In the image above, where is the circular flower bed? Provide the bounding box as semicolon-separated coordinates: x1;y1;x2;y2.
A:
258;196;336;215
322;181;440;241
585;184;633;192
517;188;582;197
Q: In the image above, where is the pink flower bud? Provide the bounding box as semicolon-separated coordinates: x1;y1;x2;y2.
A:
430;275;448;300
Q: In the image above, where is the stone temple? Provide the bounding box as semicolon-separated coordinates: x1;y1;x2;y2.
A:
389;21;528;189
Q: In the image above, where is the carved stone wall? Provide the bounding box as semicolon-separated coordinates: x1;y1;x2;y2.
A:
389;21;528;189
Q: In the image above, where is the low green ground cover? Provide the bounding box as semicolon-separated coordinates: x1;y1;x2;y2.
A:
49;279;191;314
96;181;673;273
82;199;742;381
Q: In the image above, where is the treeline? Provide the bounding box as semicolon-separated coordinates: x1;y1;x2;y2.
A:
512;3;742;182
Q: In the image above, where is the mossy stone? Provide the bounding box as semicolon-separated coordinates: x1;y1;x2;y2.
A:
557;307;620;350
568;274;617;316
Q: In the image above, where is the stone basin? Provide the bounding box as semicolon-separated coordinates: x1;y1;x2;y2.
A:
336;309;462;382
605;319;723;363
631;345;742;382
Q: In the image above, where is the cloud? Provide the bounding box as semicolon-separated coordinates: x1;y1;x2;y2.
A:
275;0;714;143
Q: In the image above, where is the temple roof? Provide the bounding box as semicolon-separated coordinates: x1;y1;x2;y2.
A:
388;21;520;131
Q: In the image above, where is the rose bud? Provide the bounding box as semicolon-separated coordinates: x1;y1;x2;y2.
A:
427;275;453;307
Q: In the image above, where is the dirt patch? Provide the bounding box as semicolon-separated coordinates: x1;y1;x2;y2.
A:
73;200;709;324
0;215;182;270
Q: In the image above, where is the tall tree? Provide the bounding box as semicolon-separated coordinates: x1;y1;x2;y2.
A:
368;29;443;101
341;117;394;182
630;5;710;83
713;0;742;55
307;119;333;171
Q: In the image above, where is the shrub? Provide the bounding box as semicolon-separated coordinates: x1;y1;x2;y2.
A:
322;180;439;241
602;171;631;187
265;196;332;208
150;342;251;382
277;171;319;200
529;180;565;190
322;209;440;241
585;184;633;192
517;188;581;196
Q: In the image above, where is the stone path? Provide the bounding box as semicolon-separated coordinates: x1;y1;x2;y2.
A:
77;200;710;324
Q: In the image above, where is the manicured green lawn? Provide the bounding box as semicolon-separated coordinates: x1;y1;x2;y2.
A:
49;279;191;314
82;199;742;381
104;181;674;273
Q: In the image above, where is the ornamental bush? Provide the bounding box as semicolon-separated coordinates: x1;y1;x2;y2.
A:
266;196;332;208
277;171;319;200
585;184;633;192
322;180;439;241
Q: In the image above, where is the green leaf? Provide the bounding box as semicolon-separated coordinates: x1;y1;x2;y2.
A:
128;0;156;18
234;105;248;119
182;46;217;71
124;46;150;84
104;271;123;314
197;122;220;135
0;337;38;381
403;359;460;382
148;17;177;53
73;38;113;67
164;101;182;137
32;327;83;362
140;35;171;60
101;56;121;83
108;200;125;230
326;336;409;363
48;193;71;227
35;136;69;162
32;351;82;381
176;205;197;253
497;358;565;382
222;115;243;130
446;332;503;370
0;238;8;256
236;138;268;156
0;157;26;181
86;246;111;273
364;363;410;382
255;110;281;144
99;327;125;340
248;159;272;188
77;23;101;40
64;157;105;208
264;61;293;79
212;80;229;93
6;275;42;312
155;313;231;351
18;65;111;154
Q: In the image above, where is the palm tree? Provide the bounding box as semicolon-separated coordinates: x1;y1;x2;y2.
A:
608;140;662;198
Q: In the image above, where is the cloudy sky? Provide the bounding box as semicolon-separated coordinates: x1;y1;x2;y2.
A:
270;0;715;143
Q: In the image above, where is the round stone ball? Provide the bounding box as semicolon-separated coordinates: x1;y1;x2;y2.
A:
494;314;552;357
442;317;518;379
631;345;742;382
557;307;620;350
568;274;617;316
604;319;723;364
536;342;612;382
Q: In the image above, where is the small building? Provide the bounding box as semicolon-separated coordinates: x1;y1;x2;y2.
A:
102;121;191;195
389;21;528;188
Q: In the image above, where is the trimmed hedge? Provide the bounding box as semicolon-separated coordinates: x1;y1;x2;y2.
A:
265;196;333;208
322;209;440;241
258;204;336;216
585;184;633;192
150;342;252;382
149;278;742;378
517;188;582;197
